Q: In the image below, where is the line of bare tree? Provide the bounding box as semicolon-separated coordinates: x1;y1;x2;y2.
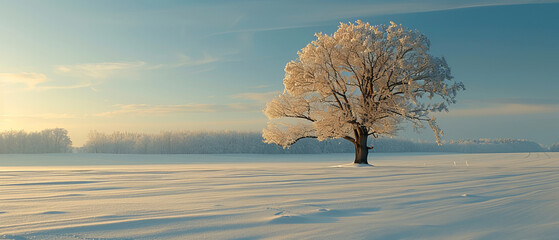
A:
0;128;549;154
80;130;545;154
0;128;73;153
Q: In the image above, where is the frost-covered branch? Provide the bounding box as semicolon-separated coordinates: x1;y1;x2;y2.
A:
263;20;463;153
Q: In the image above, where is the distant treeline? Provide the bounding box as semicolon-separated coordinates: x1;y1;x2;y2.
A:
551;143;559;152
0;129;551;154
0;128;73;153
79;130;548;154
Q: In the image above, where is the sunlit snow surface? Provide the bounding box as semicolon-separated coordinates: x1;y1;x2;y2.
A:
1;152;559;239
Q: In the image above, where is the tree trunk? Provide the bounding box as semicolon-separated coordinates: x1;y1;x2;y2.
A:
353;132;369;164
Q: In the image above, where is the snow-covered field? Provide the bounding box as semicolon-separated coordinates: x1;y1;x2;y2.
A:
1;152;559;240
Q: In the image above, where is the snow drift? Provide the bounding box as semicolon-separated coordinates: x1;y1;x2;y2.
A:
1;152;559;239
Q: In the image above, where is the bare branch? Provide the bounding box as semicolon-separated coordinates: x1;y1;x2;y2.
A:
263;20;463;154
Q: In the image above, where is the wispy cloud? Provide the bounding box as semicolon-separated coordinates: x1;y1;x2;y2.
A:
93;90;280;118
206;24;322;38
38;82;93;91
490;98;559;105
203;0;558;37
149;54;221;69
56;54;222;78
249;84;274;89
439;99;559;117
0;73;48;90
421;0;559;13
3;53;224;92
293;0;559;22
231;14;245;27
231;91;281;103
94;103;260;117
0;113;82;120
0;72;90;92
55;61;146;79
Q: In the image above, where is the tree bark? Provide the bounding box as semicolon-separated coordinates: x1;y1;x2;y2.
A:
353;128;369;164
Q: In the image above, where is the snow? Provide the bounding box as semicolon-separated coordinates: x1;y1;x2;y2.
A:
1;152;559;239
331;163;375;167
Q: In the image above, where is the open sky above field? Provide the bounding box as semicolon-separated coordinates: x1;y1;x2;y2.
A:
1;0;558;146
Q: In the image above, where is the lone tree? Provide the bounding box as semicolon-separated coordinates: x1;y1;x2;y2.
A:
263;21;464;164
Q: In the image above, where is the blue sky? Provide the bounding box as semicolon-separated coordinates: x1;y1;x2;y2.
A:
1;0;558;146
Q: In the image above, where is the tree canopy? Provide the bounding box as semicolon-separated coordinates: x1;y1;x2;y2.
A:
263;21;464;163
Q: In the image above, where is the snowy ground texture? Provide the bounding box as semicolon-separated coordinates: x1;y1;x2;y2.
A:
2;152;559;240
